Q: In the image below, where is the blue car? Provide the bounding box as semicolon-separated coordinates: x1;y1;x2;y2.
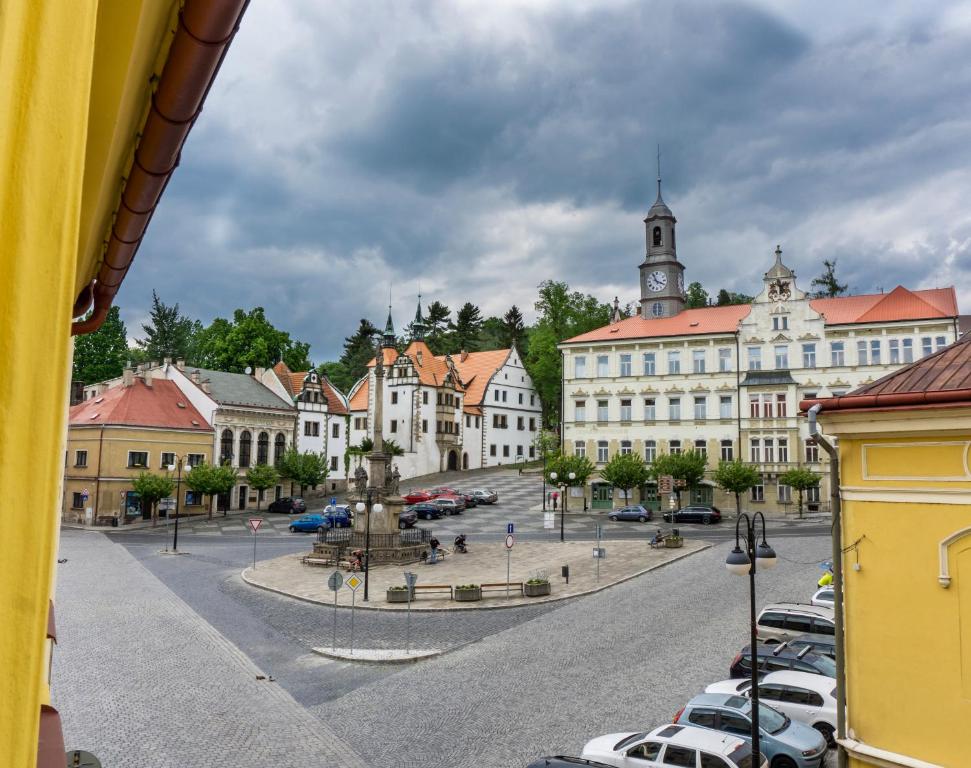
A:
608;505;653;522
288;512;349;533
675;692;827;768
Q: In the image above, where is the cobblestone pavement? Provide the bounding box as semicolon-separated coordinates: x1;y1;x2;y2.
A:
52;530;368;768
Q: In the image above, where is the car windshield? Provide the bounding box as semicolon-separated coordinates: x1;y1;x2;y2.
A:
811;655;837;677
612;733;647;751
728;743;755;768
752;703;788;734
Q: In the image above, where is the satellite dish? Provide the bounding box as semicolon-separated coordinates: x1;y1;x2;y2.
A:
244;366;252;374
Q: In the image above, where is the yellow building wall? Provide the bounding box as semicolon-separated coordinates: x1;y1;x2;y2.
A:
825;416;971;768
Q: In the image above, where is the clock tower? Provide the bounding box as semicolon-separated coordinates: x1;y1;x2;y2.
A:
639;174;686;319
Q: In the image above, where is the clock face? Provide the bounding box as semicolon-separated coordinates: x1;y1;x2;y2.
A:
677;274;685;294
647;270;668;292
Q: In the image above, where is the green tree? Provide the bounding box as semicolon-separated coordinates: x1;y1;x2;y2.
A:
452;302;484;352
810;259;848;298
532;430;560;462
246;463;279;511
546;452;596;488
72;305;129;384
210;463;239;517
185;461;239;519
424;301;452;355
715;289;754;306
712;459;761;519
779;467;820;518
192;307;311;373
382;438;405;457
684;281;709;309
500;305;527;350
278;448;328;495
320;319;380;393
652;450;708;507
137;290;196;363
131;471;175;526
600;452;651;505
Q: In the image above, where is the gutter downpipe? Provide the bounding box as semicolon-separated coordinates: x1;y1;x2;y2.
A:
808;403;847;768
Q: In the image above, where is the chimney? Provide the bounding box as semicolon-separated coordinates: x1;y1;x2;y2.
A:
191;370;201;385
176;358;185;371
144;369;153;388
460;349;469;362
201;379;211;394
122;367;135;387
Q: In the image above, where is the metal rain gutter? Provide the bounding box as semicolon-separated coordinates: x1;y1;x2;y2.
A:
72;0;251;335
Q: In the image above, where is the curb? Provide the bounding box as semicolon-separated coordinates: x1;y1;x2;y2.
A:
240;542;712;613
311;647;445;664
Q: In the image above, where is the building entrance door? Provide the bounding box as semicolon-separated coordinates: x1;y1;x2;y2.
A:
238;485;247;510
690;485;713;506
591;482;613;509
447;451;458;471
639;484;661;512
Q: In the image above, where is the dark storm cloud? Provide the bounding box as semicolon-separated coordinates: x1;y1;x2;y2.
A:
121;0;971;362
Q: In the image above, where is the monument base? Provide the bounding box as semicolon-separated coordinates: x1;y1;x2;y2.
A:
312;495;432;565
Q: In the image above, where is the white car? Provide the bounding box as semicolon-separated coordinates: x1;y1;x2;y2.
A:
582;723;767;768
706;670;838;746
811;587;834;608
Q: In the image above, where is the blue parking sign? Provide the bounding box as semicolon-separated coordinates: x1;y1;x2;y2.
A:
507;522;514;534
331;497;337;506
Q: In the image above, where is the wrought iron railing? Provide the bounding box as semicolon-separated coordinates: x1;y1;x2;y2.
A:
316;527;433;547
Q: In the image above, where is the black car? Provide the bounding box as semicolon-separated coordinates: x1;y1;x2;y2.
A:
730;642;837;680
525;758;616;768
662;504;721;524
406;502;445;521
398;508;418;529
267;496;306;514
787;633;837;659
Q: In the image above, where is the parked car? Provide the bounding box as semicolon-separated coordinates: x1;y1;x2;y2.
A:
525;757;617;768
608;505;653;523
706;671;838;747
757;604;835;644
786;634;836;660
267;496;306;514
406;502;445;521
674;692;827;768
662;504;722;524
398;508;418;529
321;507;352;528
810;587;834;608
324;503;353;521
471;488;499;504
432;497;464;515
403;490;433;504
429;486;476;506
288;513;330;533
730;643;837;680
582;723;766;768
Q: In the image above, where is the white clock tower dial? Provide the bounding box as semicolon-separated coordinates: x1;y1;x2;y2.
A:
677;274;684;294
647;270;668;292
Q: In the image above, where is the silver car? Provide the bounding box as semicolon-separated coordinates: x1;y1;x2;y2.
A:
757;603;835;644
470;488;498;504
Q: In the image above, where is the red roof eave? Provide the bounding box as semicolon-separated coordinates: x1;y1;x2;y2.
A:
800;388;971;415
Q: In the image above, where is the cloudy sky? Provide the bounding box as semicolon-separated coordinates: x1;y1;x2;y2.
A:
122;0;971;361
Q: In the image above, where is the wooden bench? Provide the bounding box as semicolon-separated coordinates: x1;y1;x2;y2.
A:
412;584;453;599
480;582;524;597
301;555;332;567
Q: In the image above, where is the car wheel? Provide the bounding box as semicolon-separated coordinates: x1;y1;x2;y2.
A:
424;512;433;520
771;757;797;768
609;515;618;521
702;515;711;525
399;520;407;529
638;516;648;523
813;723;835;748
289;526;296;533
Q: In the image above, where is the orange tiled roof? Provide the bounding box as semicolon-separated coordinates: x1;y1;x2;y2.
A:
563;305;751;344
69;379;212;431
809;286;957;324
450;349;510;406
273;361;349;415
367;341;464;389
320;377;349;415
348;376;369;412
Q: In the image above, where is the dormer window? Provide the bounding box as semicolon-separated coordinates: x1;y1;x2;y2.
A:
652;226;662;247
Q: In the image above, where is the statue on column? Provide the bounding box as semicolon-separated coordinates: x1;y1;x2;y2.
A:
389;464;401;496
354;465;368;499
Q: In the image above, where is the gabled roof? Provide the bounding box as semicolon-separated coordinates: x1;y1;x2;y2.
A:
808;286;957;325
802;333;971;414
451;349;511;406
69;379;212;431
367;341;463;389
563;305;751;344
348;376;369;412
185;367;293;410
272;361;349;415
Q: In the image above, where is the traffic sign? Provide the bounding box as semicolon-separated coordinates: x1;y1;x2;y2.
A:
328;571;344;591
346;574;362;591
331;497;337;506
507;522;514;534
543;512;554;529
505;534;515;549
248;518;263;533
404;571;418;588
592;547;607;559
659;475;673;494
81;488;89;500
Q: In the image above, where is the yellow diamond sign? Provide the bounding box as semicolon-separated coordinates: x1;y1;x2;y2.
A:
346;575;362;591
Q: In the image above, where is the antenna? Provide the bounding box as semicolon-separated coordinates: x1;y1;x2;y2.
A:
656;144;662;198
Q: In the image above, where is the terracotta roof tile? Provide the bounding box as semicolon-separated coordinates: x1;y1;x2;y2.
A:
69;379;213;430
563;305;751;344
450;349;510;406
348;376;369;411
320;377;349;416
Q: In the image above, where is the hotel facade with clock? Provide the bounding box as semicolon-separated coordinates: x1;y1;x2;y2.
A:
559;184;961;515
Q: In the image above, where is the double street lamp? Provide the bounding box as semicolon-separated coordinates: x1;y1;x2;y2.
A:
548;470;576;542
167;455;190;553
355;491;383;602
725;511;777;766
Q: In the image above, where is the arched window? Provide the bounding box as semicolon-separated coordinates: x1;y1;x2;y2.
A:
670;227;675;249
652;226;662;247
652;302;664;317
257;432;269;464
274;432;286;465
220;429;234;464
239;430;252;468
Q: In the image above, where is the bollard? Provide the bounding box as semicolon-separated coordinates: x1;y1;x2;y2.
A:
561;564;570;584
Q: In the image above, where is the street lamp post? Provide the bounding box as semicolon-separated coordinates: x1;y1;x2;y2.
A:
355;492;383;602
549;471;576;542
725;511;777;766
168;456;186;553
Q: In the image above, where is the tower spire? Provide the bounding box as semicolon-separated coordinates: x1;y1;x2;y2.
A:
411;288;426;341
381;288;396;349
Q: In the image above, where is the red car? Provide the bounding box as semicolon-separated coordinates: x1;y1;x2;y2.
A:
403;490;432;504
429;487;474;507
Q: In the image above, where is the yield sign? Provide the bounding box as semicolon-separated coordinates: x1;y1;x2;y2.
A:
248;518;263;533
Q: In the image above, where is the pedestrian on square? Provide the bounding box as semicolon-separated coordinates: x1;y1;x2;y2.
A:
552;491;558;511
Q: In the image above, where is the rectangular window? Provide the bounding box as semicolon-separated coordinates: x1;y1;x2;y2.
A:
667;351;680;374
128;451;149;468
692;350;706;373
805;439;819;463
763;395;774;418
644;441;656;463
764;438;775;462
778;483;792;503
751;480;764;502
936;335;947;351
503;445;510;457
644;398;656;421
529;417;536;431
161;451;175;469
575;401;586;423
331;422;340;439
720;440;734;461
187;453;204;467
693;396;706;420
597;400;609;422
330;456;339;471
518;392;523;404
72;492;84;509
719;395;732;419
475;416;480;428
778;438;789;463
574;441;586;458
597;355;609;377
493;414;500;428
668;397;681;421
422;419;428;433
807;485;821;503
529;445;535;458
718;348;731;372
922;337;933;357
870;338;881;365
669;440;682;455
494;390;499;402
391;391;398;404
772;315;789;330
490;444;496;457
831;341;845;366
502;390;507;402
889;339;900;364
574;356;587;377
620;440;632;456
774;345;788;369
437;420;442;433
389;420;397;433
694;439;707;457
749;394;761;418
643;352;656;375
619;353;632;376
620;399;632;421
517;416;525;430
184;490;202;506
857;340;868;365
597;441;609;463
75;450;88;467
750;439;761;463
802;343;816;368
902;338;913;363
748;346;762;370
776;393;787;418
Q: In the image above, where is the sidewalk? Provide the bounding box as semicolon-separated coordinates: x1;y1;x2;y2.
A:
243;537;710;611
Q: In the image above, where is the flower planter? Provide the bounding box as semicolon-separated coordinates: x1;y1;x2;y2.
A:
524;581;551;597
386;588;413;603
664;537;684;549
453;586;482;602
